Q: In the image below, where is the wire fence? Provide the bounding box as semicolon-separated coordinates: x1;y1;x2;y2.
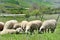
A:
0;14;60;24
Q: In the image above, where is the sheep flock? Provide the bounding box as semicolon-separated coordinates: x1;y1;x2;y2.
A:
0;19;57;35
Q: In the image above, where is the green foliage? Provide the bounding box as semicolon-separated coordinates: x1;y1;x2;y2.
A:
0;0;59;14
0;0;52;7
30;9;40;16
0;0;19;4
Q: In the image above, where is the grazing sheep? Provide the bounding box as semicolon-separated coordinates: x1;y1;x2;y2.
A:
39;19;56;33
4;20;18;29
25;20;42;34
0;29;17;35
13;21;28;32
0;28;23;35
20;21;28;32
0;22;4;31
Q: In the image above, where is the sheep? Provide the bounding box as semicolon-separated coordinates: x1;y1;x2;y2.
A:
0;20;21;35
25;20;42;34
0;28;23;35
20;21;28;32
4;20;18;29
0;27;24;35
0;22;4;31
0;29;17;35
13;21;28;32
39;19;57;33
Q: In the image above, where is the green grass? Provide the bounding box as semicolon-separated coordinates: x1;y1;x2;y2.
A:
0;16;26;22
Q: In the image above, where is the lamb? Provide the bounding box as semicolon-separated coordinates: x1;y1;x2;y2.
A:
25;20;42;34
0;20;24;35
39;19;57;33
0;29;17;35
13;21;28;32
0;22;4;31
20;21;28;32
0;27;23;35
4;20;18;29
0;28;23;35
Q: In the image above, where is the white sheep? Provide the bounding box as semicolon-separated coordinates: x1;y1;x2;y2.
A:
20;21;28;32
0;22;4;31
0;28;23;35
39;19;56;33
25;20;42;34
0;29;17;35
13;21;28;32
4;20;18;29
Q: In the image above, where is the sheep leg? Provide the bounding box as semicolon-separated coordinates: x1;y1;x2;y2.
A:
51;29;54;33
30;29;34;35
48;29;49;33
44;29;46;33
42;29;44;33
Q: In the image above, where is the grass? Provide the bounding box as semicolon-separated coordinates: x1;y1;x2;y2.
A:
0;16;26;22
0;14;60;40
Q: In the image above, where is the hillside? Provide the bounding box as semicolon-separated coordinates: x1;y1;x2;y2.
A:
45;0;60;8
0;0;59;14
0;0;52;8
0;0;60;8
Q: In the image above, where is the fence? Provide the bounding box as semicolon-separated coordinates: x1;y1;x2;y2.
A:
0;14;60;23
0;14;25;16
0;14;26;22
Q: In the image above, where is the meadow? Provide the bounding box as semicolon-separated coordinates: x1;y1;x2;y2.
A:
0;14;60;40
0;0;60;40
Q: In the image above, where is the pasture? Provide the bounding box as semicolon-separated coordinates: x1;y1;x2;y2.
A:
0;14;60;40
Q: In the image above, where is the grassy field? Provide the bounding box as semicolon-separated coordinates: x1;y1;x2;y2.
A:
0;16;25;22
0;14;60;40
